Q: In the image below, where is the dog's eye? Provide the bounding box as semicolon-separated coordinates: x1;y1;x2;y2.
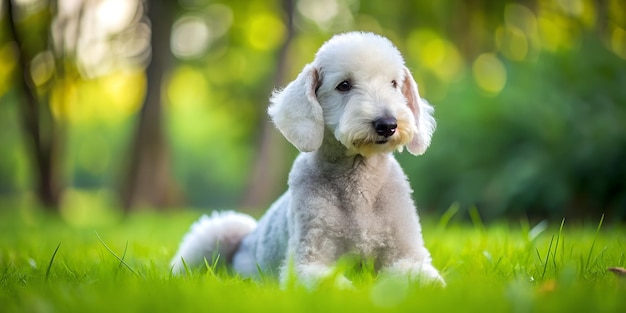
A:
336;80;352;92
391;80;397;89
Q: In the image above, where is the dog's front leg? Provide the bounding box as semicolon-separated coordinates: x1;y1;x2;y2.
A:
280;213;353;289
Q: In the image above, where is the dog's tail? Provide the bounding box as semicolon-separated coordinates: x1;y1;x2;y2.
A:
170;211;257;275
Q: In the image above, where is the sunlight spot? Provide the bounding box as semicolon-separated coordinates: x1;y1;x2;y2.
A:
578;0;597;28
96;69;146;121
537;15;561;52
205;4;234;39
431;45;463;82
610;26;626;60
14;0;39;5
298;0;356;31
14;0;47;12
408;29;464;82
556;0;583;17
60;189;119;227
49;69;145;124
167;66;210;111
50;79;78;121
421;38;446;68
501;3;537;61
77;41;113;79
496;26;529;61
0;43;18;97
96;0;138;34
298;0;339;27
172;16;211;59
57;0;83;16
483;250;493;261
29;51;55;86
537;12;580;52
28;258;37;269
505;3;537;34
115;23;151;63
246;13;285;51
472;53;507;95
83;70;141;123
170;7;231;59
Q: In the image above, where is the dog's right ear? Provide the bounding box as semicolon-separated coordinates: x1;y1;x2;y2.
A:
402;67;436;156
268;64;324;152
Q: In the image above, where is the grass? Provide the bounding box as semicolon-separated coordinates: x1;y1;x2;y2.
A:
1;207;625;313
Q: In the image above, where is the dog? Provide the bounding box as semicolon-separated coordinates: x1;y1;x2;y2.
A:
170;31;444;287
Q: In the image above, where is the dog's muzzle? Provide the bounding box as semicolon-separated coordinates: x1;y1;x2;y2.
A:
373;117;397;143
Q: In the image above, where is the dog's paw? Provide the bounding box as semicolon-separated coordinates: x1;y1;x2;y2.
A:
383;260;446;287
332;274;355;290
413;264;446;287
280;262;355;290
299;273;355;290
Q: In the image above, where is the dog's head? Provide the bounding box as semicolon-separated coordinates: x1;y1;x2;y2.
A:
268;32;435;157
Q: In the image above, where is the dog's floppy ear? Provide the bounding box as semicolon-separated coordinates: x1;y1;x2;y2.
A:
268;64;324;152
402;67;436;156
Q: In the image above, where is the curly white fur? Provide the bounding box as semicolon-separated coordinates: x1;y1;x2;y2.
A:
170;211;256;273
171;32;444;287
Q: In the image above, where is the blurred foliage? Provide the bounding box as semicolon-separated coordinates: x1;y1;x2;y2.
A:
1;0;625;219
402;37;626;221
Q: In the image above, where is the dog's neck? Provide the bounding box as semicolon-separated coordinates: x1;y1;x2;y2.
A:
316;129;388;169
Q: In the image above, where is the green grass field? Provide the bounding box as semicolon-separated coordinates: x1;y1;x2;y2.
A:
1;207;625;312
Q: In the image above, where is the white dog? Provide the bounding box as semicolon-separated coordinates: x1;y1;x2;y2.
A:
171;31;444;287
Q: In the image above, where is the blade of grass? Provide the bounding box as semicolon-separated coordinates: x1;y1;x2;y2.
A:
173;257;190;276
203;254;222;278
203;257;214;277
118;241;129;269
594;247;608;269
468;206;485;233
492;256;503;273
45;242;61;281
618;239;625;266
438;202;459;230
95;231;140;278
584;214;605;273
211;252;221;271
552;218;565;272
520;217;530;241
256;263;267;283
541;235;555;280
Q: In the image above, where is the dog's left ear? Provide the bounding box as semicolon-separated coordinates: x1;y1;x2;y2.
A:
401;67;436;156
268;64;324;152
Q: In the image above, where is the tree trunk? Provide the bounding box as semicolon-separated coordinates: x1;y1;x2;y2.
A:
240;0;296;210
5;0;63;211
121;0;178;211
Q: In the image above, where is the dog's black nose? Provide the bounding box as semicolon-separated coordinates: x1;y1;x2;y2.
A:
373;117;397;137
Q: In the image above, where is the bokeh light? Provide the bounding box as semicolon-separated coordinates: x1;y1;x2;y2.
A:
2;0;625;219
472;53;507;95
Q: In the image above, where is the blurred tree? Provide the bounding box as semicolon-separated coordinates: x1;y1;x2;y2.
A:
121;0;179;211
4;0;68;211
1;0;624;220
241;0;296;209
3;0;176;212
